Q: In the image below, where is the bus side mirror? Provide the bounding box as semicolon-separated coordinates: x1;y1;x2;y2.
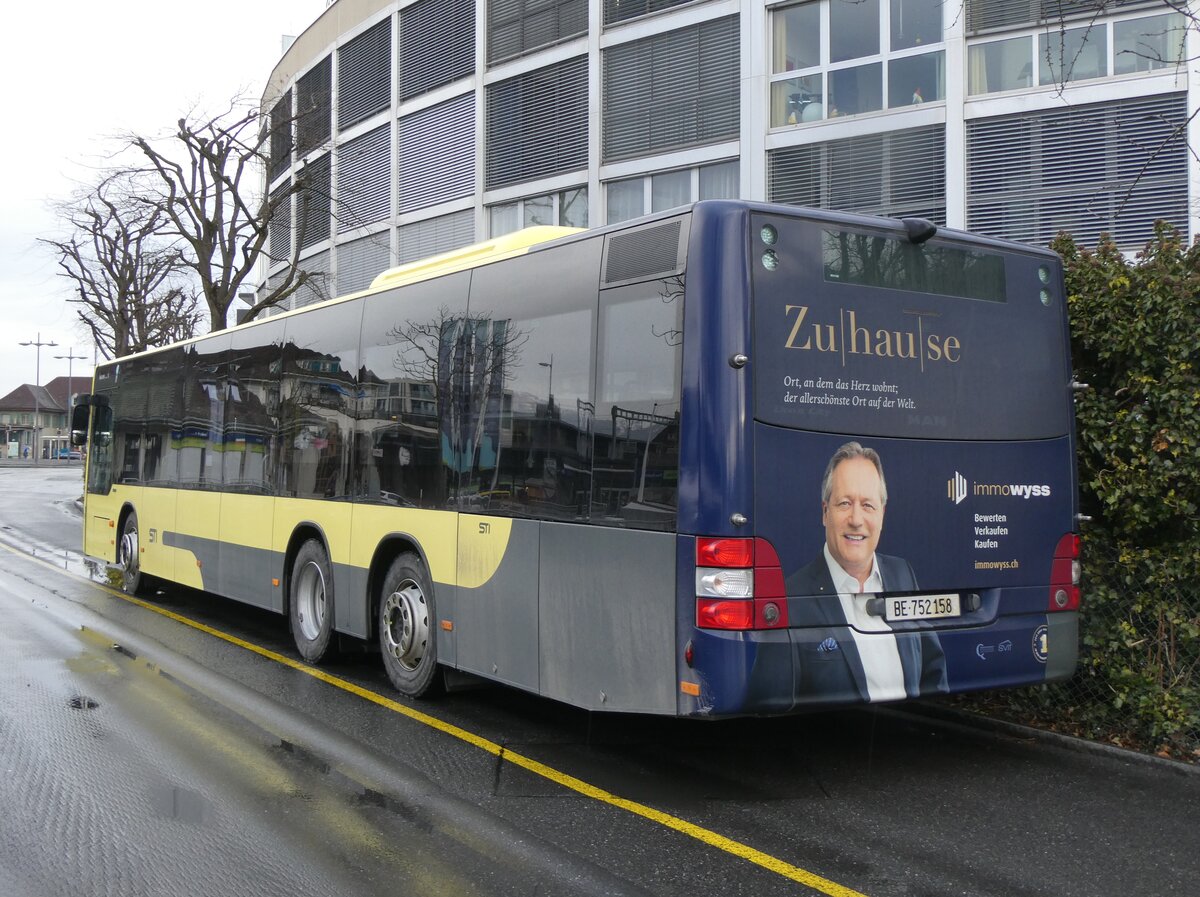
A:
70;403;91;446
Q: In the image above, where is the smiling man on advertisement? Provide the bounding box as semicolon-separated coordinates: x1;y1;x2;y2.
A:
784;441;948;703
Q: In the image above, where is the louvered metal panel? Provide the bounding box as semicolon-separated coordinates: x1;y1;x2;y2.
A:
604;0;692;26
399;94;474;213
966;93;1187;247
488;0;587;65
295;251;332;309
269;91;293;180
966;0;1160;34
338;126;391;232
337;234;392;295
299;154;332;250
268;180;292;262
603;219;685;285
339;19;391;130
397;210;476;264
399;0;475;101
602;17;739;163
768;125;946;223
297;56;333;156
486;56;588;190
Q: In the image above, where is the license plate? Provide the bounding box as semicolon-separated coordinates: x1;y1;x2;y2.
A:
885;593;961;622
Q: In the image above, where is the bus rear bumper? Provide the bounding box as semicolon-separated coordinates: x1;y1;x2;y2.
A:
681;611;1078;717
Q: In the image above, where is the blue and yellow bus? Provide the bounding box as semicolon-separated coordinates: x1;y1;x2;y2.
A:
73;201;1080;715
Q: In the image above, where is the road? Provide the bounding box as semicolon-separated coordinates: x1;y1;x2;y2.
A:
0;464;1196;896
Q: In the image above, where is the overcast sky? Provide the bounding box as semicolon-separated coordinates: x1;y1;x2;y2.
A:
0;1;329;398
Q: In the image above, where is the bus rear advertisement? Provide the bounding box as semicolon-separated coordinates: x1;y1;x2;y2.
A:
72;201;1080;716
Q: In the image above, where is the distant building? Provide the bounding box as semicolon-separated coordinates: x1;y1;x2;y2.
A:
258;0;1196;310
0;376;80;459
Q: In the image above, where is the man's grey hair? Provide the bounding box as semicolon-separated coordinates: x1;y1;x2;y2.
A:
820;441;888;506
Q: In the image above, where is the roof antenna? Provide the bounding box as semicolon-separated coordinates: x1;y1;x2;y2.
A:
902;217;937;244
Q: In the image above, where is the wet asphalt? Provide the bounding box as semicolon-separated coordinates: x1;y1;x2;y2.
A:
0;465;1197;897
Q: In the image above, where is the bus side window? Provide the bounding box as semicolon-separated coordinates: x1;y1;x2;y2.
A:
593;277;684;530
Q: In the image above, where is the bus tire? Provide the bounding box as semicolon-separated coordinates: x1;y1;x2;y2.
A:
117;511;143;595
290;539;336;663
378;552;440;698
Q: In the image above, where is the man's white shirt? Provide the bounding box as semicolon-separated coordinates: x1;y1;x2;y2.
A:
823;543;906;703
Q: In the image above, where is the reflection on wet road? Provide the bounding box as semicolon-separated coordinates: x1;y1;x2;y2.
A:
0;556;648;897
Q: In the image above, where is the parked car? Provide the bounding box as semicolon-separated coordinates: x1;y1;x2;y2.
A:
56;448;83;461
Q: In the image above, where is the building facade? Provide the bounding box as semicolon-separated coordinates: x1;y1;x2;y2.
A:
259;0;1198;308
0;378;75;460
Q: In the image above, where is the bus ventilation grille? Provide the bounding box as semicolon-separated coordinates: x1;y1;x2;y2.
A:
604;221;683;285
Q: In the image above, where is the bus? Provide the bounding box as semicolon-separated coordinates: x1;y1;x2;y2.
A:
71;200;1081;716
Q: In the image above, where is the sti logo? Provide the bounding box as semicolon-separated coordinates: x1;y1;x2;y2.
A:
948;472;968;505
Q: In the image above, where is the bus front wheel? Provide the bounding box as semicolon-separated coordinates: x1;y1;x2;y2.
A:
118;512;142;595
378;552;440;697
290;539;335;663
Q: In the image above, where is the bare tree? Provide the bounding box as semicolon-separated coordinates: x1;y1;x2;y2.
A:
127;99;324;332
41;172;202;359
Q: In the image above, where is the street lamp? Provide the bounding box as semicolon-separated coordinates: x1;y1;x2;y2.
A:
538;355;554;414
55;347;87;459
19;333;58;464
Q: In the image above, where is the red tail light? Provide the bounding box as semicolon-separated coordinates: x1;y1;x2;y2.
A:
1049;533;1081;611
695;537;789;630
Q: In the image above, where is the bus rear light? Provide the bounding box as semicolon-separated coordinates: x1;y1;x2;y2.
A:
697;567;753;598
697;598;755;630
1049;533;1081;612
694;537;789;629
696;538;754;568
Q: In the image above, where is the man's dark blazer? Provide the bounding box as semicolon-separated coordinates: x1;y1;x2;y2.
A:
777;553;948;702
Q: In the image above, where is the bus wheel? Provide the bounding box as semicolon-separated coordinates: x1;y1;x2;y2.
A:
290;539;335;663
379;552;440;697
117;512;142;595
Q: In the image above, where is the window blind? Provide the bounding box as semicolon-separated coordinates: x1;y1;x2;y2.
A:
339;19;391;130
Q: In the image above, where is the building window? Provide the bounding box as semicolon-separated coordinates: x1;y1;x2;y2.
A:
603;0;693;27
487;57;589;190
770;0;945;127
397;209;476;264
651;170;690;212
399;0;475;100
268;180;292;262
337;125;391;232
768;125;946;222
299;154;332;250
606;160;740;224
1115;12;1187;74
296;56;332;157
966;0;1154;36
603;17;739;162
1040;24;1107;85
489;187;588;236
488;0;587;64
269;90;293;181
966;93;1188;248
339;19;391;130
399;94;474;213
968;12;1186;96
336;233;391;295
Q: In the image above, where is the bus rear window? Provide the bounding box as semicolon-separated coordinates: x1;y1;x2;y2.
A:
823;230;1007;303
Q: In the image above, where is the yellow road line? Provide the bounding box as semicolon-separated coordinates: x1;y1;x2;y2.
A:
4;544;868;897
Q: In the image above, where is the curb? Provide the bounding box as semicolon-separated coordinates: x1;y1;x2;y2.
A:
891;700;1199;777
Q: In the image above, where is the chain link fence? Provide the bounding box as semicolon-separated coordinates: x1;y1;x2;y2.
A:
955;576;1200;763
